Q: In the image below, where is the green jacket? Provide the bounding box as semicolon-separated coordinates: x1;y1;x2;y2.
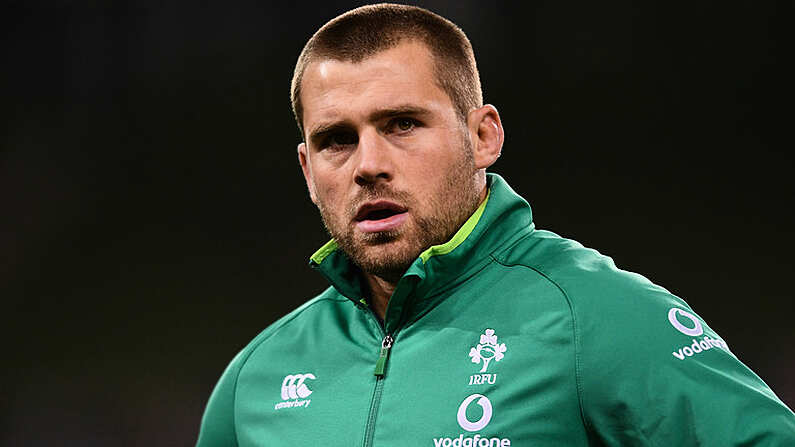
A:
197;174;795;446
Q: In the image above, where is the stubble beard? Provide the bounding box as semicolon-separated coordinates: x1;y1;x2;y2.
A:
317;139;481;281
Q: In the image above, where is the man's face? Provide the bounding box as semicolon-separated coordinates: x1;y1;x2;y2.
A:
298;41;483;279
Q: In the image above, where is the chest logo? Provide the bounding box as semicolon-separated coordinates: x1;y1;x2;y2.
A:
282;373;315;399
274;373;315;410
432;393;511;446
457;394;493;432
468;329;507;373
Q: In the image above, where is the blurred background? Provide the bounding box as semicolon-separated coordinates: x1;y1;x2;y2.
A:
2;1;793;445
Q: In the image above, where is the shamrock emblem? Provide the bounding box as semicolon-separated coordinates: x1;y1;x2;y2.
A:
468;329;507;372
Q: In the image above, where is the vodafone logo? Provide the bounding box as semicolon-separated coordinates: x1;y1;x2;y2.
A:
666;307;733;361
667;307;703;336
434;394;510;446
457;394;493;432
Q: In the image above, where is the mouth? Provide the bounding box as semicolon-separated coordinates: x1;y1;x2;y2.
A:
354;201;409;233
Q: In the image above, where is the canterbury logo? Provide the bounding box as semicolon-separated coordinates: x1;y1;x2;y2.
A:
281;373;315;400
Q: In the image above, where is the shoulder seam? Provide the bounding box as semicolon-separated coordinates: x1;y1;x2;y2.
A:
490;256;594;438
491;230;535;262
230;295;347;442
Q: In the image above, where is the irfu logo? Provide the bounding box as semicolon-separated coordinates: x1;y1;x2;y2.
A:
468;329;507;373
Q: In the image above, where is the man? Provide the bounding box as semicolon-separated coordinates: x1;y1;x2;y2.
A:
197;4;794;446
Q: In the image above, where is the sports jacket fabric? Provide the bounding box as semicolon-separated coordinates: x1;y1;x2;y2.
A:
197;173;795;446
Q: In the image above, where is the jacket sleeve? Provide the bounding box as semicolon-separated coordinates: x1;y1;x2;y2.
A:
196;352;245;447
575;282;795;446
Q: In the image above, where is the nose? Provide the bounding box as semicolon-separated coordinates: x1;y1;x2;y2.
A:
354;129;393;186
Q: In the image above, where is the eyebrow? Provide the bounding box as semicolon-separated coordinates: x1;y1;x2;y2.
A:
307;122;352;145
307;105;434;143
368;105;433;122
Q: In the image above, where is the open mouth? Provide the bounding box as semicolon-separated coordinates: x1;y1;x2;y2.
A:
359;208;401;221
355;201;407;221
355;201;408;232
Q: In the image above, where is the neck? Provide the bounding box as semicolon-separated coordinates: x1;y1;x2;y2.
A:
364;273;398;321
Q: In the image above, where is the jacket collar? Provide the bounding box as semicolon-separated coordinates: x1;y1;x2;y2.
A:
309;173;535;331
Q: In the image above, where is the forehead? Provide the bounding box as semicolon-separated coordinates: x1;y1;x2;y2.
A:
300;41;455;130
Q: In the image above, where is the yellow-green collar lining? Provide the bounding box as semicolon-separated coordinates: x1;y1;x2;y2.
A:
309;188;490;265
310;239;339;264
419;188;490;263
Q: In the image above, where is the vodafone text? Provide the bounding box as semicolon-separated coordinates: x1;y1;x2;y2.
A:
433;434;510;447
672;335;731;360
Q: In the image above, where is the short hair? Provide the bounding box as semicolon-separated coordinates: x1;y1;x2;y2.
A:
290;3;483;138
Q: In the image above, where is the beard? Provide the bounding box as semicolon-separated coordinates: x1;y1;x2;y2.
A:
316;138;482;281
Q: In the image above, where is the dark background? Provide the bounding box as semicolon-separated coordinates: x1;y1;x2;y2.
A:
2;1;793;445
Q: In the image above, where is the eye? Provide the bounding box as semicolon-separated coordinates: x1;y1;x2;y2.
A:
321;131;357;150
389;117;419;134
397;118;414;131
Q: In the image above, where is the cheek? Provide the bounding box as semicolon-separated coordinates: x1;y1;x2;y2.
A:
309;153;354;194
312;173;344;207
413;142;465;181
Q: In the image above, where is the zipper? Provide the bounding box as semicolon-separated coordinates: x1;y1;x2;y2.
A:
362;308;395;446
360;276;415;446
363;364;386;446
374;334;394;376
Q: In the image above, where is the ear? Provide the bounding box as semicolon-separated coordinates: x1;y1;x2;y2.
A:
297;142;317;204
466;104;504;170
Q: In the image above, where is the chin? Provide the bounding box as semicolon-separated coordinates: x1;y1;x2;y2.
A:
355;239;422;276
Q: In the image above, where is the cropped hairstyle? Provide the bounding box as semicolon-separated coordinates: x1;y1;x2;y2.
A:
290;3;483;138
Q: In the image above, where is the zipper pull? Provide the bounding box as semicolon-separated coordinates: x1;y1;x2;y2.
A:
374;334;394;377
